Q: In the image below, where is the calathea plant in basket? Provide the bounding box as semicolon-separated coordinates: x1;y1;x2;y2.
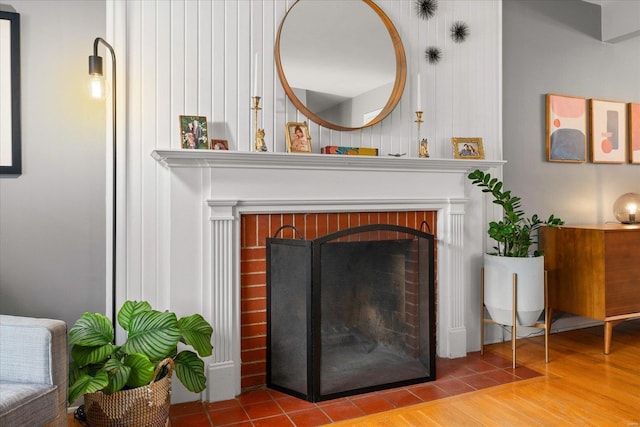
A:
68;300;213;426
468;169;563;326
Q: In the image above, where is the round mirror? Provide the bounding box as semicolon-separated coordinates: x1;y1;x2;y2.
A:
275;0;406;131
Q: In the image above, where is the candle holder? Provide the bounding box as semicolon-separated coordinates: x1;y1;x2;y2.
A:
415;111;429;158
252;96;267;152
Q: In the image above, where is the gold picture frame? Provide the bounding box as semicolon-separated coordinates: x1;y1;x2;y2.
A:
452;137;484;159
285;121;312;153
179;115;209;149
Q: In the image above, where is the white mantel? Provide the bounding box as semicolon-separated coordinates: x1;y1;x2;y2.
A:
152;150;503;402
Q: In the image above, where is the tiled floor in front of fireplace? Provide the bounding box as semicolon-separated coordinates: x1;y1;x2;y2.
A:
169;351;541;427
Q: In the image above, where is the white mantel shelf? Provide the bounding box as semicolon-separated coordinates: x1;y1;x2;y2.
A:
151;150;505;173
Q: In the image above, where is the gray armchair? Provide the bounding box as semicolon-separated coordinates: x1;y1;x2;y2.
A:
0;315;68;426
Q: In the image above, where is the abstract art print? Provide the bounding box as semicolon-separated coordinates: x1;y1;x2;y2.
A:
590;99;627;164
546;94;587;162
629;103;640;164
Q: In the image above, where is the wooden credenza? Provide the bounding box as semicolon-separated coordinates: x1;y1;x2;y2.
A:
541;224;640;354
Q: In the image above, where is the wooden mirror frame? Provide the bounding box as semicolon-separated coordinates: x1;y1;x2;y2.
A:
275;0;406;132
0;11;21;175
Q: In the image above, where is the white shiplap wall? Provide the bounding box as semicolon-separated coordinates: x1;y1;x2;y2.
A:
110;0;502;402
118;0;501;156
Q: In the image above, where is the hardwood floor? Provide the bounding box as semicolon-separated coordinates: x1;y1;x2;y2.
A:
332;320;640;426
68;320;640;426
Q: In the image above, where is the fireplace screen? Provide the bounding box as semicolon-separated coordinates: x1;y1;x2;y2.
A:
267;224;435;402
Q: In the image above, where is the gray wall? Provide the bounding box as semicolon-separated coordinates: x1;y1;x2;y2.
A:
0;0;106;328
503;0;640;225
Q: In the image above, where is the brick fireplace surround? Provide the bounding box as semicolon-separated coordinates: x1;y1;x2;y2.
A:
152;150;503;402
239;210;437;390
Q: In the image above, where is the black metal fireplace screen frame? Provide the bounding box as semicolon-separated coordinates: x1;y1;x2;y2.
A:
266;224;436;402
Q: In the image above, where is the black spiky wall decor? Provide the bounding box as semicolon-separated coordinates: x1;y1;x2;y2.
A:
415;0;438;20
425;47;442;65
450;21;469;43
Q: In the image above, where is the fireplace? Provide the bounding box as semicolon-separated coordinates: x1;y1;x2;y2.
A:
151;150;501;402
267;224;435;402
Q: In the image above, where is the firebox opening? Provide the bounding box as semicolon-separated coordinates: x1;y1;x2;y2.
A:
267;224;435;402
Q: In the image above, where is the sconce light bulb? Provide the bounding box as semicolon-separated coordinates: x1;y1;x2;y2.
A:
89;74;107;99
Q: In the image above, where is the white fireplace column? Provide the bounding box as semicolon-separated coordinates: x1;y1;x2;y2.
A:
206;200;241;402
437;202;468;358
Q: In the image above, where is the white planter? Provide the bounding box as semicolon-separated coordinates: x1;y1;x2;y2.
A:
483;254;545;327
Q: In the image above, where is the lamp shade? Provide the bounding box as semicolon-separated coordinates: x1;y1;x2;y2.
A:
613;192;640;224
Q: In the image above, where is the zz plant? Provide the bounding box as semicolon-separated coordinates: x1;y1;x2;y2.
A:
468;169;564;257
68;300;213;404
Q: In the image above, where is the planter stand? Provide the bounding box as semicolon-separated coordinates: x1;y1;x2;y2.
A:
480;269;550;368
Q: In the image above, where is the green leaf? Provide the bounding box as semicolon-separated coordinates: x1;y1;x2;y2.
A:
69;312;113;347
122;310;180;360
102;358;131;394
118;300;153;331
124;353;155;388
71;343;118;367
178;314;214;357
68;371;109;404
174;351;207;393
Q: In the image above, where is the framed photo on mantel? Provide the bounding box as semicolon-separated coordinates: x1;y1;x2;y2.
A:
285;121;312;153
179;115;209;149
451;137;484;159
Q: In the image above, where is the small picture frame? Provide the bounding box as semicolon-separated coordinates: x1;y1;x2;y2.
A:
629;103;640;164
211;139;229;150
546;94;587;162
452;137;484;159
589;99;627;164
179;115;209;149
285;121;312;153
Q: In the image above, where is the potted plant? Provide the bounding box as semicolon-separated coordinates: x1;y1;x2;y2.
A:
68;300;213;426
468;169;564;326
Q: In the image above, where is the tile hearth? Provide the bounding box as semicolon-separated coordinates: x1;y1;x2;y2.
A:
169;351;540;427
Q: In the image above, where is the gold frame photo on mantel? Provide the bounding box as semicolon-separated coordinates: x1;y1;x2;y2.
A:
179;115;209;149
452;137;485;159
285;121;312;153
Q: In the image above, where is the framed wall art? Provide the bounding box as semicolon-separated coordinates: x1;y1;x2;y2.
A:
629;103;640;164
545;94;587;162
451;137;484;159
589;99;627;164
179;115;209;149
285;121;312;153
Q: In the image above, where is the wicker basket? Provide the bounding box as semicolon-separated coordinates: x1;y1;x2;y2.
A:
84;358;174;427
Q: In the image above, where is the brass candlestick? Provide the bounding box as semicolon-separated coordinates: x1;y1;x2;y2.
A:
252;96;267;152
416;111;429;158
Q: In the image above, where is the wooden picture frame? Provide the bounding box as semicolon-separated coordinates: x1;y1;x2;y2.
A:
589;99;627;164
211;139;229;150
285;121;312;153
546;94;587;163
179;115;208;149
452;137;484;159
629;103;640;164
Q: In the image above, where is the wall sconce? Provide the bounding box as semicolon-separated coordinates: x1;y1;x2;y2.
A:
89;37;118;328
613;193;640;224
